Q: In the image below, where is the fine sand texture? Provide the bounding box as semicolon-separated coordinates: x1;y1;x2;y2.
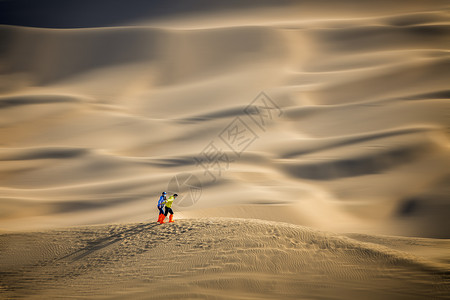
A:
0;0;450;299
0;0;449;237
1;218;449;299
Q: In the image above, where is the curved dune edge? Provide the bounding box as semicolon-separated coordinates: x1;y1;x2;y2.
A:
1;1;449;238
0;218;448;299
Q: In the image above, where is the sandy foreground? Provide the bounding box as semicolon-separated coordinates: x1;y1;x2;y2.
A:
1;218;449;299
0;0;449;298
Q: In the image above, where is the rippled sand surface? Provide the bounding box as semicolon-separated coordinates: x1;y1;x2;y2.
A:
1;219;449;299
0;1;449;298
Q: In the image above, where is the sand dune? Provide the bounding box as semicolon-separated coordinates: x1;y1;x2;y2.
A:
1;219;449;299
0;1;449;298
0;9;449;237
0;1;449;237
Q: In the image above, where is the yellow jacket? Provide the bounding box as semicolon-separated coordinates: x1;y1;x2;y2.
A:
165;196;175;208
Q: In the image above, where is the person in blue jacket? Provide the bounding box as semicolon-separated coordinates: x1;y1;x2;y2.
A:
157;192;166;224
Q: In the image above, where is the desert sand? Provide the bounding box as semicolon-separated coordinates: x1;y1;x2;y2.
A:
1;218;449;299
0;0;449;299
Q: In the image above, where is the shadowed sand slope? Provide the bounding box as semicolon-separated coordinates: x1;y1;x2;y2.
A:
0;219;449;299
1;0;447;28
0;0;449;238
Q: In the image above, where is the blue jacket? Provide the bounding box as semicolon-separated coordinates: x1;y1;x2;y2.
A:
158;195;166;208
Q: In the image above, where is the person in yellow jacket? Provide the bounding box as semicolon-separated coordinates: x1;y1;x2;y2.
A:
160;193;178;224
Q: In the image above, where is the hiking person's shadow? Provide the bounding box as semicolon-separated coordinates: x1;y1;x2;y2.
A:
59;222;159;263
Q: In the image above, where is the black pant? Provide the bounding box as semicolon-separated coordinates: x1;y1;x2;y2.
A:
164;207;173;216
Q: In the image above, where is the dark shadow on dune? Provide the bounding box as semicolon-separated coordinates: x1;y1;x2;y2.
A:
0;0;294;28
0;223;161;295
316;24;449;51
281;127;433;158
406;25;449;37
393;174;450;238
399;89;450;101
282;143;431;180
54;196;144;214
177;103;278;123
0;26;164;85
58;222;158;262
385;12;446;27
398;198;420;216
147;156;199;168
178;106;248;123
1;147;88;161
0;95;81;109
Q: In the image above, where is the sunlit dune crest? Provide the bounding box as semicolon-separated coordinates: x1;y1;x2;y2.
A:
1;219;449;299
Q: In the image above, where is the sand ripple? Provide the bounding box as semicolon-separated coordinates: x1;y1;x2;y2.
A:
0;1;449;238
0;219;448;299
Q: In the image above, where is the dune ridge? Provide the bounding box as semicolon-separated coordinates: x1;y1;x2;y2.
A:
0;218;449;299
1;0;449;236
